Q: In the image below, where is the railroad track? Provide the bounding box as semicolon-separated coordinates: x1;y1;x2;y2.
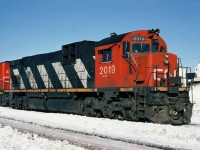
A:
184;123;200;128
0;116;179;150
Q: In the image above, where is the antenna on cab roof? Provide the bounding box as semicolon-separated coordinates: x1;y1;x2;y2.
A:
148;28;160;34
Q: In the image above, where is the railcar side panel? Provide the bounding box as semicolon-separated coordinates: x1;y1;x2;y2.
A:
9;41;95;90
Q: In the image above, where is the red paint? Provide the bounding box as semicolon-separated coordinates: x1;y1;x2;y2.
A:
0;62;10;90
95;30;177;88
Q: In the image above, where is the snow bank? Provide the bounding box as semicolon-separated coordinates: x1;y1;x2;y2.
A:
0;107;200;150
190;84;200;111
0;124;85;150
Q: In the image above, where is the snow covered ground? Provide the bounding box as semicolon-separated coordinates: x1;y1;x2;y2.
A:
0;85;199;150
0;124;85;150
1;109;200;150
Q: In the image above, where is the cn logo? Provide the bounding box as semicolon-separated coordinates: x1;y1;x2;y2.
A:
154;69;176;81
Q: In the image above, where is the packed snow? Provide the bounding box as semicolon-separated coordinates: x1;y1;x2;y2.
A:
0;124;85;150
0;85;199;150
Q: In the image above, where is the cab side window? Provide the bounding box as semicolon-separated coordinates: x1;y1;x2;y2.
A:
98;48;112;62
160;46;166;52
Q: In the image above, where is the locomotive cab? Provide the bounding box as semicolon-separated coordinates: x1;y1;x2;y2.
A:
0;62;10;90
95;29;178;88
0;62;10;106
95;29;193;124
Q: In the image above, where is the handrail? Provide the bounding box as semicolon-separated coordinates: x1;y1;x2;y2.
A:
127;52;139;84
127;52;138;68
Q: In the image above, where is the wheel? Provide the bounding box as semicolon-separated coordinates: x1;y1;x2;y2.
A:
95;110;102;118
114;112;124;120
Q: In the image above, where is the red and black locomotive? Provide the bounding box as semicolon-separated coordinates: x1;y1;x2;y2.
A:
0;29;194;124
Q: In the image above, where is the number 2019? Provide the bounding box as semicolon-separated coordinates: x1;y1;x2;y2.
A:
100;65;115;75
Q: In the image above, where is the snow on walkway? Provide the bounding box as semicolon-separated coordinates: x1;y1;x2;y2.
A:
0;124;85;150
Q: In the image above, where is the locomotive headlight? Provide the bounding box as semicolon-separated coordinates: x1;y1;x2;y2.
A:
165;54;169;59
164;60;169;64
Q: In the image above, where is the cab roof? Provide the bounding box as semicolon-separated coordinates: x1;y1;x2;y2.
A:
95;32;129;47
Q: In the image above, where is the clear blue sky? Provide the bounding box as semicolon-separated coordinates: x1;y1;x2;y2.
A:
0;0;200;70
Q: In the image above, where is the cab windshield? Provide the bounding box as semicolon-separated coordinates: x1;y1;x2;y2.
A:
132;44;150;53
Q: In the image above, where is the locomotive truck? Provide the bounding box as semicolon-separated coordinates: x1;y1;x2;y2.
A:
0;29;194;124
